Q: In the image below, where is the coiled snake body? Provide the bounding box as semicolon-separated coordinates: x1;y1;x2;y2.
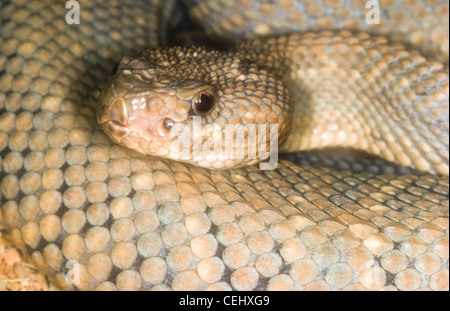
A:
0;0;448;290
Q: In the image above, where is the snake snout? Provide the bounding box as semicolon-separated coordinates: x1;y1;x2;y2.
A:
107;98;129;126
97;97;132;142
96;83;181;156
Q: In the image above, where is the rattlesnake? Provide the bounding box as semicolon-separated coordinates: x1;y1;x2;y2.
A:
0;0;448;291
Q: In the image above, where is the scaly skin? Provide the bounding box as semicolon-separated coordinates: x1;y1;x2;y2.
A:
1;0;449;290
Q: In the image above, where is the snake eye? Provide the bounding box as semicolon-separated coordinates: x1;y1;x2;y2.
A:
192;92;215;116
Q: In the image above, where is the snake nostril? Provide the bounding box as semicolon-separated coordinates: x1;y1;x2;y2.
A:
163;118;174;130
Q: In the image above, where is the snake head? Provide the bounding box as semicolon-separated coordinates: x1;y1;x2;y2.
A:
97;47;291;169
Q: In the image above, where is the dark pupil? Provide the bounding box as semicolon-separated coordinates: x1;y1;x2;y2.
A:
195;93;214;114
